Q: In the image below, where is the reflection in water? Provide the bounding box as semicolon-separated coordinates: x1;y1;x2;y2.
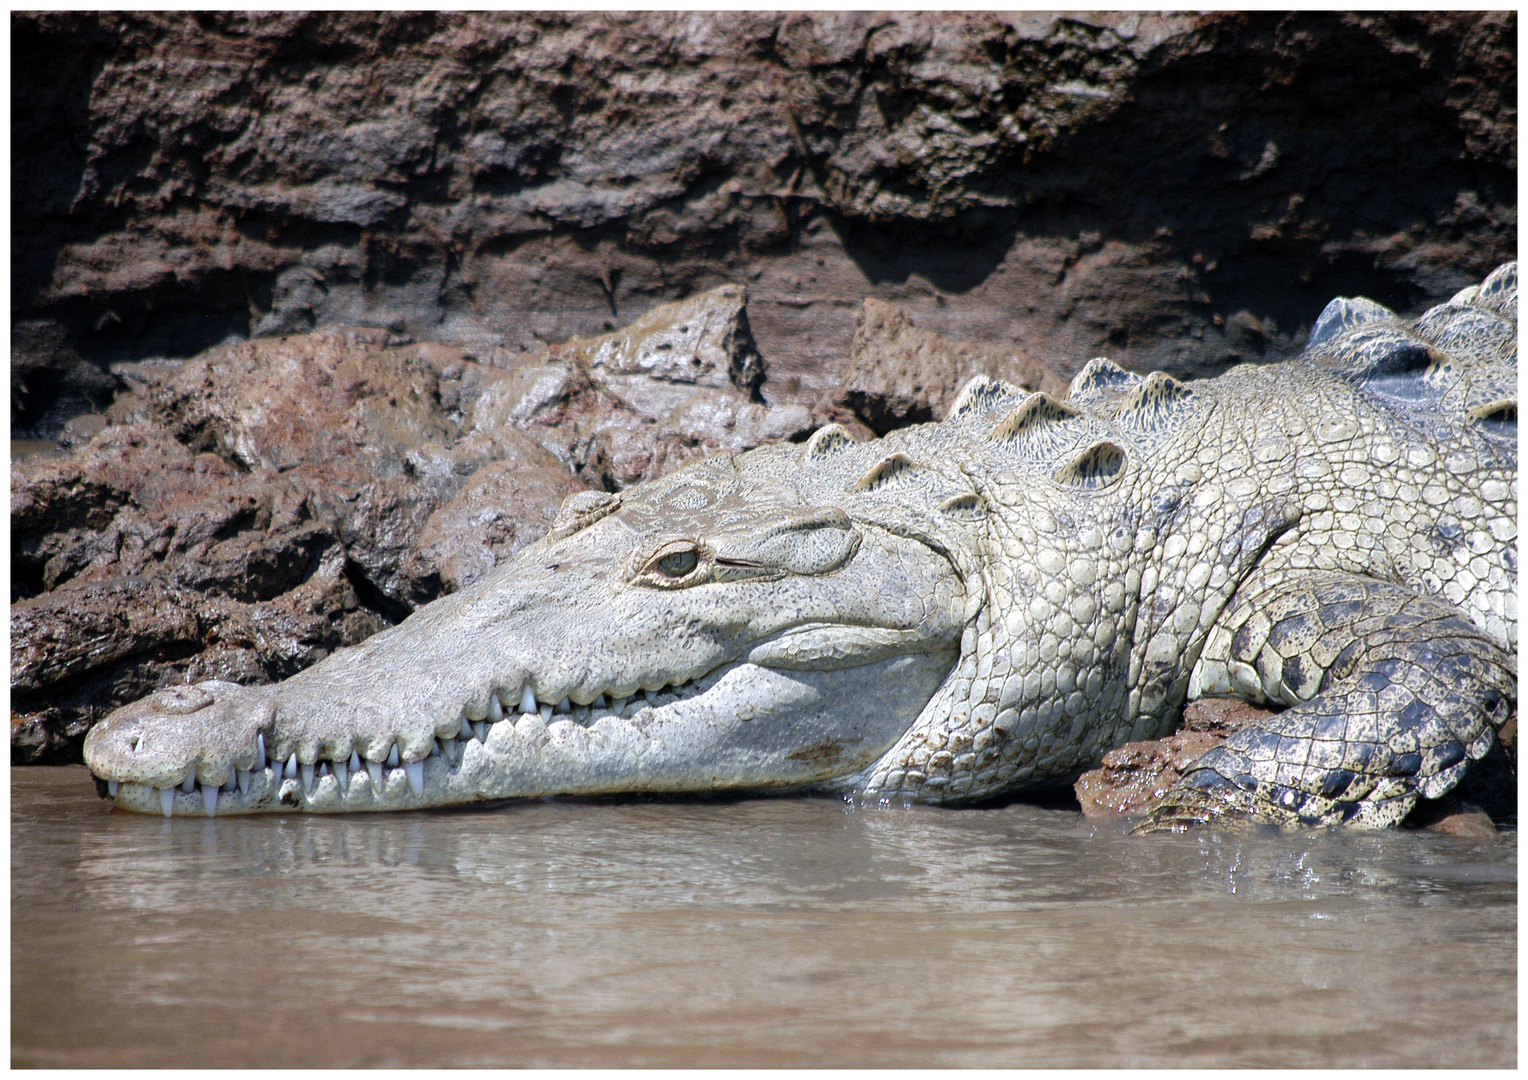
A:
13;767;1515;1067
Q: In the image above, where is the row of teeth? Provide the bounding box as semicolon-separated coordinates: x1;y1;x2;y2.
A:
111;682;699;817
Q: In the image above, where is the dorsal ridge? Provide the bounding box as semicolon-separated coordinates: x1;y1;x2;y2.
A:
945;375;1027;423
800;423;856;463
1054;440;1127;490
988;393;1081;443
1067;357;1142;405
851;452;922;492
1116;371;1193;430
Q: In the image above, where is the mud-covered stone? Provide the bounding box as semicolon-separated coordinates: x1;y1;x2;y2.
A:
462;285;814;488
407;434;589;593
820;298;1071;435
1075;698;1275;818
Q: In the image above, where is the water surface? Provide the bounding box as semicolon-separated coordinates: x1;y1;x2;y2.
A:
12;766;1515;1067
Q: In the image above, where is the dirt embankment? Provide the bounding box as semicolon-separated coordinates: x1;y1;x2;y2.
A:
15;11;1516;436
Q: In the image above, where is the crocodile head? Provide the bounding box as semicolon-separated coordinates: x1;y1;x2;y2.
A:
83;444;973;815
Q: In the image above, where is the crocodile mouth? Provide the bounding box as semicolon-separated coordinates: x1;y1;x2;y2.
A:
99;664;737;817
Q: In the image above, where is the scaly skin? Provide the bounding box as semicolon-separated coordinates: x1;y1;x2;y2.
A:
83;264;1517;824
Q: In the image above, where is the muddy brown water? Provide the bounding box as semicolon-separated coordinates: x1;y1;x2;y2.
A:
12;766;1515;1067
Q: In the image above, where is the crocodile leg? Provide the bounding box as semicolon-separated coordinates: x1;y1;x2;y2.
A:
1138;572;1515;830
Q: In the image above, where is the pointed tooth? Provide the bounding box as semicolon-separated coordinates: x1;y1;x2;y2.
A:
236;769;250;794
256;734;267;771
107;779;119;798
474;721;488;742
300;762;315;792
594;694;608;709
642;689;654;703
285;753;298;779
520;686;537;714
180;774;196;794
488;694;504;723
387;745;400;767
366;759;384;787
202;784;218;816
350;750;362;773
539;703;553;722
556;696;570;713
159;788;174;817
334;758;349;787
406;760;424;796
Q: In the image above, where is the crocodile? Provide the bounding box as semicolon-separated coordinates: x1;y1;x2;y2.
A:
82;263;1518;826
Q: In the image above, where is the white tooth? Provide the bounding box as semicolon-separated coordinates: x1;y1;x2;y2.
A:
366;759;383;787
595;694;608;709
556;696;570;713
107;779;119;797
159;788;174;817
202;784;218;816
475;721;488;742
387;745;400;767
257;734;267;771
350;750;362;773
301;762;315;792
406;760;424;796
520;686;537;714
236;769;250;794
643;689;654;703
334;758;349;787
488;695;504;723
285;753;298;779
539;703;553;722
180;774;196;794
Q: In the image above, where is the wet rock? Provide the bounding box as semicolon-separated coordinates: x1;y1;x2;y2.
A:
1407;798;1501;838
1075;698;1275;818
819;298;1071;435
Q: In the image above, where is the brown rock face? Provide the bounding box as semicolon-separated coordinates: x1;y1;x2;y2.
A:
12;11;1516;437
11;288;797;762
822;298;1070;435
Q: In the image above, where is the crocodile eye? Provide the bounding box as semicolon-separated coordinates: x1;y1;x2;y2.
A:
656;550;699;578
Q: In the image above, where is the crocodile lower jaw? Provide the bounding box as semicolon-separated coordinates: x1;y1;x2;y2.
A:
104;665;736;816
